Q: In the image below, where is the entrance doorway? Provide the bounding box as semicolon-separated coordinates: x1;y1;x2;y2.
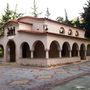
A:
7;40;16;62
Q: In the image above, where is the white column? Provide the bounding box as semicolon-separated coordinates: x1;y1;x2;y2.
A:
59;50;61;58
46;49;49;59
31;50;34;59
4;46;7;62
78;50;80;57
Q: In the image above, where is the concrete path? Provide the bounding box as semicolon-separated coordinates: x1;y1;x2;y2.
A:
0;61;90;90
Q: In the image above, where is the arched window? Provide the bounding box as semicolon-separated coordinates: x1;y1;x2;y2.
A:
0;45;4;57
68;29;72;35
33;41;45;58
21;42;30;58
49;41;60;58
72;43;79;57
75;31;79;36
59;27;65;34
62;42;70;57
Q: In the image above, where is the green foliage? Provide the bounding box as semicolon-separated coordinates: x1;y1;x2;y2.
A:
0;28;4;37
56;16;64;23
71;17;83;28
0;3;23;25
31;0;42;17
0;3;23;37
81;0;90;38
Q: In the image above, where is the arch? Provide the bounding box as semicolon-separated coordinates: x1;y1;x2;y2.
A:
33;41;45;58
80;43;86;60
75;31;79;36
6;40;16;62
0;45;4;57
68;29;72;35
49;41;60;58
59;27;65;34
62;42;70;57
87;44;90;56
72;43;79;57
21;42;30;58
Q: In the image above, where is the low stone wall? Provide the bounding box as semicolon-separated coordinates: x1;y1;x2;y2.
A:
17;57;81;67
86;56;90;60
47;57;81;66
17;58;48;67
0;58;3;62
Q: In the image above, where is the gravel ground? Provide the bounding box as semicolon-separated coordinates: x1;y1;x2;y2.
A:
0;61;90;90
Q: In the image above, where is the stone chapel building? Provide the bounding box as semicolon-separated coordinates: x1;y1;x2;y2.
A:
0;16;90;67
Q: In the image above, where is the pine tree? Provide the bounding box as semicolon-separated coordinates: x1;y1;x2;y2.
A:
81;0;90;38
0;3;23;36
64;9;68;22
31;0;42;17
64;9;72;26
45;8;50;18
0;3;23;25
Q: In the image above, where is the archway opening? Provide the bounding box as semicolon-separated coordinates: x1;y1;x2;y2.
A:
80;44;86;60
49;41;59;58
62;42;70;57
87;44;90;56
7;40;16;62
21;42;30;58
34;41;45;58
72;43;78;57
0;45;4;57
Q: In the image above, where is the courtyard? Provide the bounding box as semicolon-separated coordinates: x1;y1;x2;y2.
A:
0;61;89;90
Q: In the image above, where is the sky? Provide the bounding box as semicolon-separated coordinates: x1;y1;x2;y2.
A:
0;0;87;20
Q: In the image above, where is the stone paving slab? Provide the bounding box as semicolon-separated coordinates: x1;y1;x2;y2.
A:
0;61;90;90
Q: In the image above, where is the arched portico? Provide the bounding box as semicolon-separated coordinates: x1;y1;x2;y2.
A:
72;43;79;57
80;44;86;60
33;41;45;58
21;42;31;58
6;40;16;62
62;42;70;57
49;41;60;58
0;45;4;57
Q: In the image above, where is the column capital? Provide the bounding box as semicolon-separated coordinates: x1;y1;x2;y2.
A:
45;49;49;51
31;50;34;52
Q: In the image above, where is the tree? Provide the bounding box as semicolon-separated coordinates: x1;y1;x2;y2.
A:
81;0;90;38
0;3;23;36
45;8;51;18
0;3;23;25
72;17;82;28
56;16;64;23
11;4;23;20
64;9;69;23
31;0;42;17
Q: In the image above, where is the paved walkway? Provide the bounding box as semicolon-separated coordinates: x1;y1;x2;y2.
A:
0;61;90;90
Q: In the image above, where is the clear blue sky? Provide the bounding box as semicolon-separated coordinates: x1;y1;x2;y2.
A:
0;0;87;20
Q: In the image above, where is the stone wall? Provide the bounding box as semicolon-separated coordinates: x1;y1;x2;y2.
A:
17;57;82;67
